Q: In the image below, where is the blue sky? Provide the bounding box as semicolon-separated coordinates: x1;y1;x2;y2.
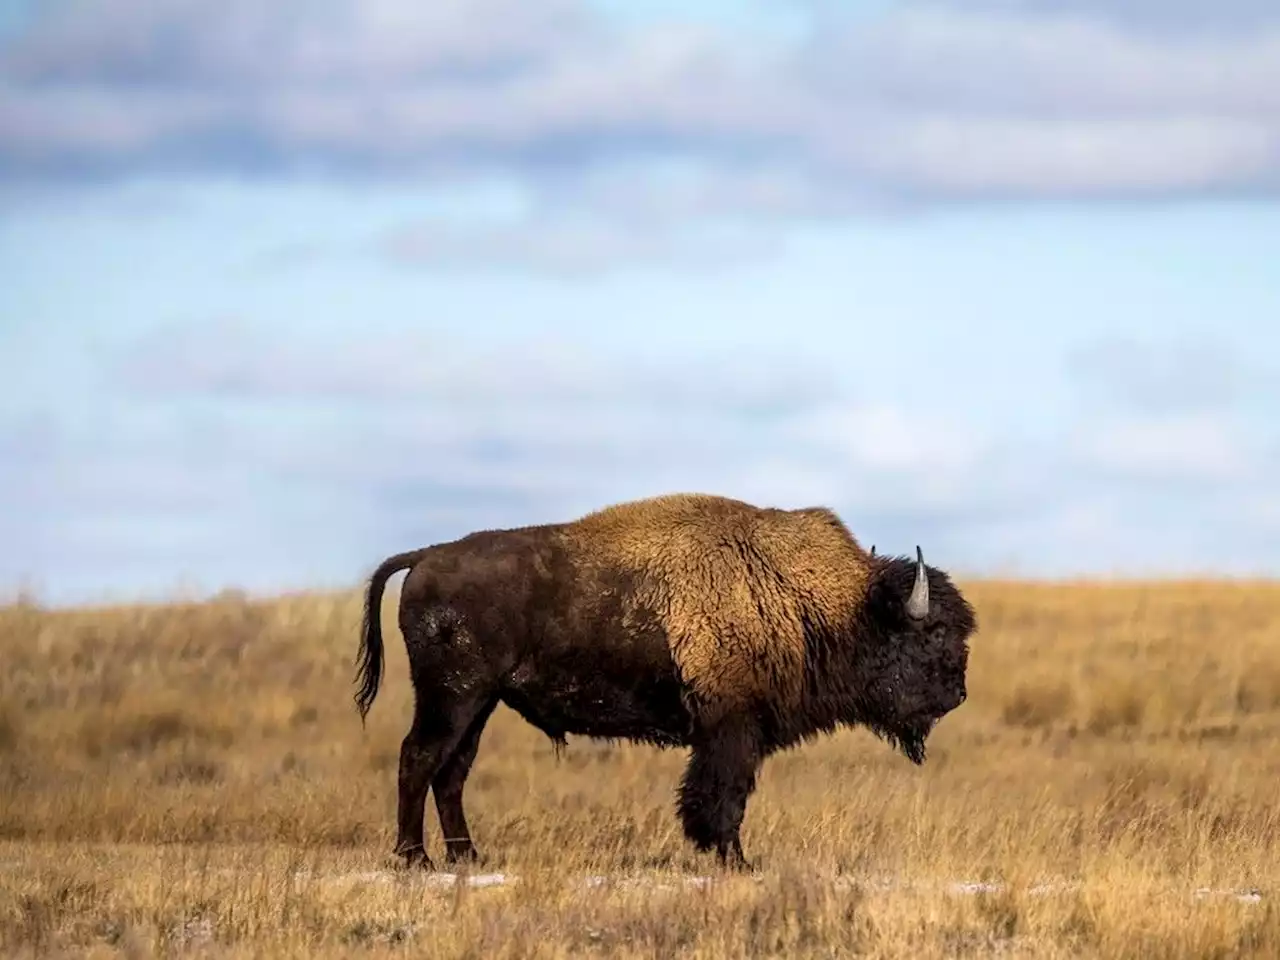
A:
2;0;1279;605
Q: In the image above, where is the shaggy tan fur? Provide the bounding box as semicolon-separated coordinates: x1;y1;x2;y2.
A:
561;493;873;717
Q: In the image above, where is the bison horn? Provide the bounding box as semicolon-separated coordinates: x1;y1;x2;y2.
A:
869;545;876;558
906;545;929;620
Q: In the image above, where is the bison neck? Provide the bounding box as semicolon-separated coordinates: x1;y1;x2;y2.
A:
753;619;882;750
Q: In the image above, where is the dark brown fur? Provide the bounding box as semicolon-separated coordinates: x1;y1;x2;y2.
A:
353;493;977;870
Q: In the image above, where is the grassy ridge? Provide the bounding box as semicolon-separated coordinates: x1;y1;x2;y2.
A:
1;580;1279;956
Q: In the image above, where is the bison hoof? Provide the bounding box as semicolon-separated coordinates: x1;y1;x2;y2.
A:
392;846;436;872
715;840;757;873
445;843;482;866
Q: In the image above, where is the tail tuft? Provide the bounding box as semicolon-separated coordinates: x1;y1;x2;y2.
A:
353;549;428;725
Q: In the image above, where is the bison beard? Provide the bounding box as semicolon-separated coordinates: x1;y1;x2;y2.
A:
352;494;976;871
880;718;933;766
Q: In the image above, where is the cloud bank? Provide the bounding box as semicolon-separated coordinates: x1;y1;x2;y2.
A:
3;0;1279;207
4;2;1279;604
6;319;1274;605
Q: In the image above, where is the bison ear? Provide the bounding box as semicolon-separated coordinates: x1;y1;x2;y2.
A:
905;545;930;621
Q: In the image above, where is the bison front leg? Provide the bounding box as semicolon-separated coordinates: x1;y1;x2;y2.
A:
676;720;763;871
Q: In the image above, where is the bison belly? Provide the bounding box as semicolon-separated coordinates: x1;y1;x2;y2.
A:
500;641;692;749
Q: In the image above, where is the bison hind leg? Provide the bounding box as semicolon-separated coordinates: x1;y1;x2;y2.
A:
432;696;498;865
397;695;496;870
676;719;763;871
395;688;497;870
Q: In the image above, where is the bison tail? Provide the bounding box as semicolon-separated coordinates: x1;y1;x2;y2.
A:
353;548;429;726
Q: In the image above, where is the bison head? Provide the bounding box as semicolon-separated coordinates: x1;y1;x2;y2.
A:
852;547;977;764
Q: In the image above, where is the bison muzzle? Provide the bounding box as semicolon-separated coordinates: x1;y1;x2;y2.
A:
353;493;977;871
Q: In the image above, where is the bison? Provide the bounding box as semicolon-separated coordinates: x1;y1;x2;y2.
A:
353;492;977;870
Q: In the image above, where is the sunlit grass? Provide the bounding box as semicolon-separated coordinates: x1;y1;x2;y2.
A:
2;579;1279;956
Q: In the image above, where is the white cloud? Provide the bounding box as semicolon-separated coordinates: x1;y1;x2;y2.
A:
1067;336;1247;414
791;403;986;476
1062;337;1273;487
114;320;844;410
819;9;1280;115
1071;414;1254;483
1239;495;1280;532
5;0;585;85
3;0;1279;215
840;115;1279;197
378;161;891;273
939;0;1280;35
6;322;1280;603
382;211;781;275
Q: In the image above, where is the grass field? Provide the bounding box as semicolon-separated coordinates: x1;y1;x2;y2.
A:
2;578;1280;957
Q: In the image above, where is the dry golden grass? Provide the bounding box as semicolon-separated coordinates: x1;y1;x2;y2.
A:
2;579;1280;957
